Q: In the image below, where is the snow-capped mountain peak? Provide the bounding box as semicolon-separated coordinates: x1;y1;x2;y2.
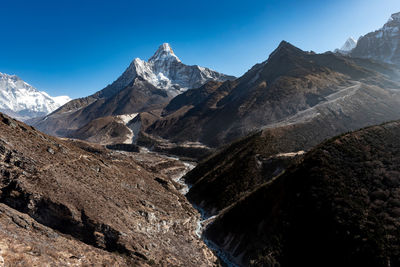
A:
340;37;357;52
334;37;358;55
104;43;234;97
0;72;71;121
148;43;181;63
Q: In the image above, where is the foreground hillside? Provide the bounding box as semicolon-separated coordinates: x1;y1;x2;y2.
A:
204;120;400;267
0;113;216;266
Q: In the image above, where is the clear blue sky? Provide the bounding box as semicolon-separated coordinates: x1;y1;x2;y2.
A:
1;0;400;98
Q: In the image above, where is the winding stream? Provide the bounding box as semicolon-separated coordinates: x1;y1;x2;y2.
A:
169;159;239;267
131;148;237;266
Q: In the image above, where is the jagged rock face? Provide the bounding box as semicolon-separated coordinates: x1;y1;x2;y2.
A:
351;12;400;66
96;43;234;99
0;72;70;121
205;120;400;267
134;43;232;97
0;113;217;266
146;41;400;148
30;43;233;137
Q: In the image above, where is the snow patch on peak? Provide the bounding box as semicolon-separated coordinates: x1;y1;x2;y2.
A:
149;43;181;63
161;43;174;54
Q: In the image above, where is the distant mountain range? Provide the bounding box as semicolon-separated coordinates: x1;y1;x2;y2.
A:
0;72;70;121
28;12;400;154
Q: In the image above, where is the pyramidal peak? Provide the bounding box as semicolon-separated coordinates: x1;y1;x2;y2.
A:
268;41;305;60
112;43;233;96
148;43;181;63
340;37;357;52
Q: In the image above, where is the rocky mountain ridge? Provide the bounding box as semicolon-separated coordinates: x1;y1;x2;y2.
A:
351;12;400;66
144;41;400;149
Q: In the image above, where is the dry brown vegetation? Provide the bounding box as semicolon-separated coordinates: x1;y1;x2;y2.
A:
0;113;216;266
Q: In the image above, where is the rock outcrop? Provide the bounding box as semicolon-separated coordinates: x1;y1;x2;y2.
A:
351;12;400;66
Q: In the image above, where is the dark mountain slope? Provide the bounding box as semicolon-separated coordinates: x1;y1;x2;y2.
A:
205;120;400;267
146;41;400;147
185;79;400;217
178;41;400;216
31;77;170;136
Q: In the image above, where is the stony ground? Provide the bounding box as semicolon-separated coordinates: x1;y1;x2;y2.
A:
0;113;217;266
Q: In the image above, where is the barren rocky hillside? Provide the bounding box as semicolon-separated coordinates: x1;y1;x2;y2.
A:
0;113;217;266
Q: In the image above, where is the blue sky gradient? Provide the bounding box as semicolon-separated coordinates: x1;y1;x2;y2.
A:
1;0;400;98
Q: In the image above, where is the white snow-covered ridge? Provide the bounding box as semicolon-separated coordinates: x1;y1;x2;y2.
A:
103;43;233;98
0;72;71;121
